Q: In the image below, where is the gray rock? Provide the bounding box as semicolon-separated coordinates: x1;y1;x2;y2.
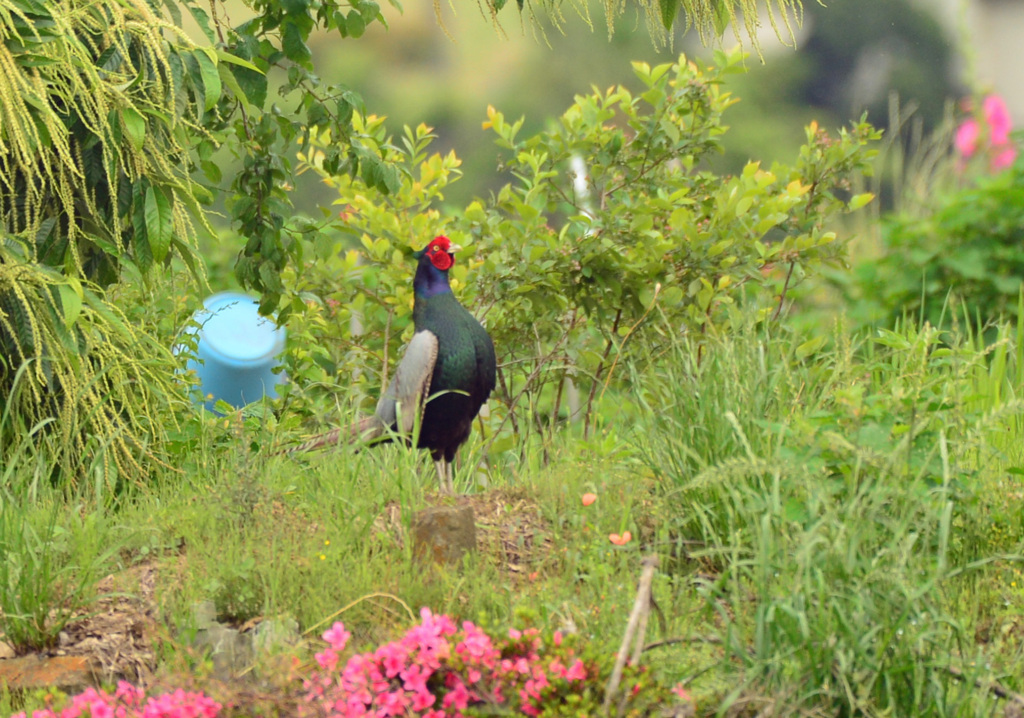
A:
412;505;477;565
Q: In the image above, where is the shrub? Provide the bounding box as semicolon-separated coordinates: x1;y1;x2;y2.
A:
281;50;878;449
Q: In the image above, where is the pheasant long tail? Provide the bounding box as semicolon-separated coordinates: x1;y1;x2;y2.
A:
274;415;385;455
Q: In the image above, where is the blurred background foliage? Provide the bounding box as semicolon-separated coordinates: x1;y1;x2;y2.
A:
281;0;959;212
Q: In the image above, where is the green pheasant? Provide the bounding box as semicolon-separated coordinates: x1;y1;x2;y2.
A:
285;236;497;493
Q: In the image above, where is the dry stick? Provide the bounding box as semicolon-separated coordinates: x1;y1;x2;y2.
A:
602;555;660;717
945;665;1024;707
615;582;655;715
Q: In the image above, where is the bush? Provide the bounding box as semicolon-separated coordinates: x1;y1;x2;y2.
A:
835;94;1022;333
280;50;878;450
841;161;1024;330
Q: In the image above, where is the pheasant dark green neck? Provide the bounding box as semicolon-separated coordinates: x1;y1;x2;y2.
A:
413;253;453;299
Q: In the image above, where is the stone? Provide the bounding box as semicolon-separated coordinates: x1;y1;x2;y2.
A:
0;654;99;691
251;615;300;653
184;603;301;680
412;505;477;565
190;622;253;679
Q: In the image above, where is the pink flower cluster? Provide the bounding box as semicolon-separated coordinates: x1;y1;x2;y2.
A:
11;683;221;718
955;94;1018;172
302;609;589;717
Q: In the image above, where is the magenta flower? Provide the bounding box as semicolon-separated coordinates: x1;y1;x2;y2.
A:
564;658;587;681
377;643;408;679
440;680;471;712
955;93;1017;171
985;95;1012;144
954;119;980;157
409;690;436;712
298;609;618;717
9;686;222;718
323;622;352;650
315;647;338;671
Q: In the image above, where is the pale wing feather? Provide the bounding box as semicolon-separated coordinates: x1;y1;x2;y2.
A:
375;330;438;434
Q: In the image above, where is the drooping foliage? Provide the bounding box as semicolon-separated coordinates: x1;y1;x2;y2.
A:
0;0;210;283
0;244;186;492
0;0;214;486
504;0;804;52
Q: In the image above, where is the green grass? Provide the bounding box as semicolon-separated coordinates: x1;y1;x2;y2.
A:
630;316;1024;715
6;311;1024;716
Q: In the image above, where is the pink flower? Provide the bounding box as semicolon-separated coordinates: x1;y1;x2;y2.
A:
376;643;407;678
400;663;430;694
955;94;1017;171
672;682;693;701
441;680;471;711
410;689;436;712
993;145;1017;171
90;701;114;718
322;622;351;650
581;492;597;506
115;683;144;706
985;95;1012;144
564;659;587;681
374;689;409;716
955;119;980;157
314;647;338;671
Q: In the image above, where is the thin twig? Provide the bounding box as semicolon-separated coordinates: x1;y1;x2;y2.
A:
945;665;1024;707
380;307;393;390
583;308;622;439
642;635;723;652
482;322;575;456
598;283;662;406
770;260;796;322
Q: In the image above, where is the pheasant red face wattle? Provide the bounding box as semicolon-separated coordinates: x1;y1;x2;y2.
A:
425;236;460;271
429;249;452;271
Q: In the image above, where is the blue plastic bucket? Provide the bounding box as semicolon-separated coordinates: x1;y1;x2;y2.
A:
180;292;287;412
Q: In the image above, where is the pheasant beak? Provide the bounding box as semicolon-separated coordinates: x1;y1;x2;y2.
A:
448;243;463;255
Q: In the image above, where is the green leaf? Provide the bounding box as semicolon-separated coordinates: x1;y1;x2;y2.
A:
193;49;221;112
233;65;267;108
131;192;154;274
214;50;262;74
184;3;216;42
282;20;312;65
200;160;222;184
848;192;874;211
489;434;516;454
121;107;145;151
658;0;679;31
57;281;83;328
144;185;173;263
712;0;730;35
796;336;827;359
346;11;366;37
